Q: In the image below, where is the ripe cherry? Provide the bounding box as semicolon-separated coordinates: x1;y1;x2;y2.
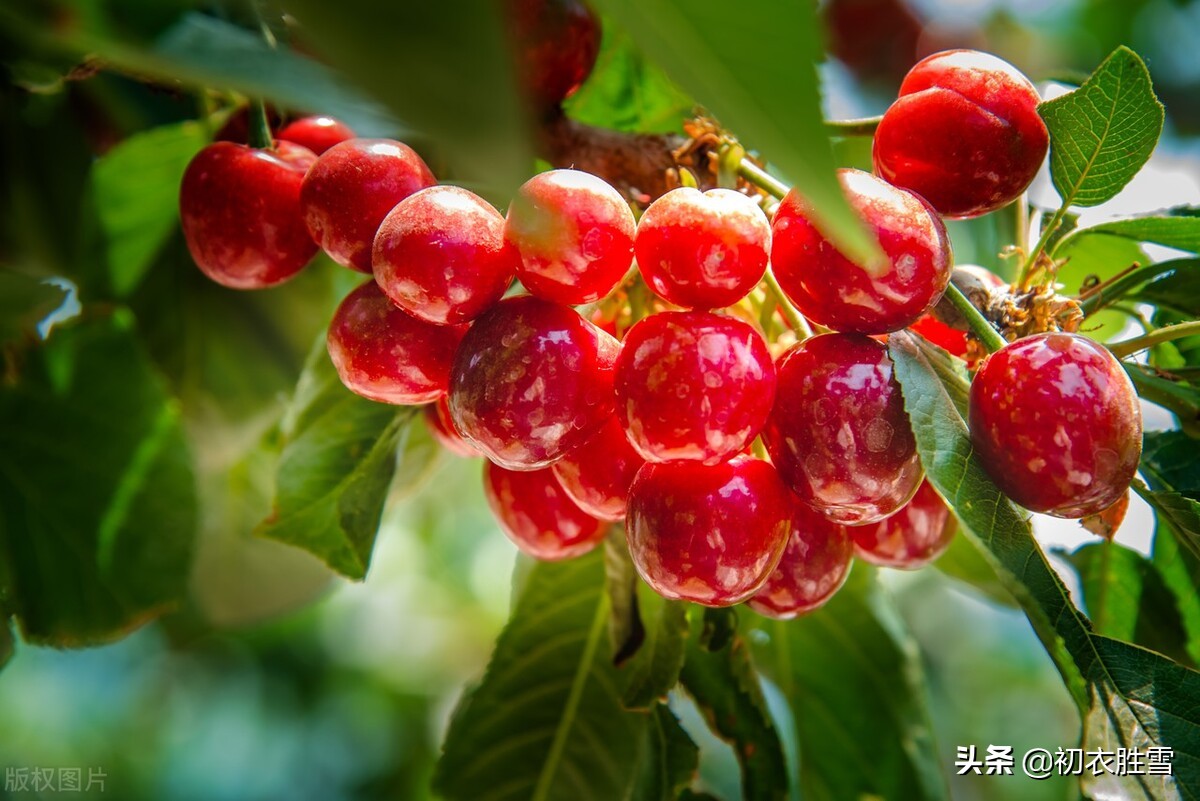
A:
747;498;854;619
504;0;601;112
300;138;436;273
909;314;968;357
180;141;318;289
771;168;952;335
277;115;356;155
374;185;517;325
551;416;645;522
484;461;606;561
626;456;791;606
327;280;466;405
614;311;776;465
763;333;923;525
449;295;619;470
424;396;479;458
504;169;636;305
873;49;1049;219
851;480;955;569
634;187;771;309
969;332;1142;518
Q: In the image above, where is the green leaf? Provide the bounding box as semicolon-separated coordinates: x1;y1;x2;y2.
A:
1065;541;1193;666
0;618;13;673
1068;217;1200;255
257;341;410;580
1055;231;1147;342
1039;46;1164;208
587;0;884;271
434;550;652;801
622;590;689;711
889;330;1200;800
1152;520;1200;666
751;568;949;801
0;270;66;345
631;704;699;801
1142;430;1200;498
1124;363;1200;439
679;610;788;801
933;527;1017;607
605;531;645;667
1131;259;1200;318
91;121;207;297
0;314;195;645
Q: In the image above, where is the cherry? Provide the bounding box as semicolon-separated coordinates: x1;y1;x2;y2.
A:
180;140;318;289
909;313;968;357
277;115;356;155
969;332;1142;518
771;168;952;335
851;480;954;569
300;138;436;273
634;187;771;309
551;416;645;521
484;461;606;561
448;295;619;470
504;169;636;305
373;185;517;325
747;497;854;619
626;456;791;606
327;280;466;405
822;0;922;85
763;333;923;525
873;49;1049;219
424;396;479;458
614;311;776;465
504;0;601;113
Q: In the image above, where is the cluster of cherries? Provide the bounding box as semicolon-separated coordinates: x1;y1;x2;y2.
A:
178;45;1143;617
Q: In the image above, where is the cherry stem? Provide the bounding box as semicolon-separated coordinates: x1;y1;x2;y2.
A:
1108;321;1200;360
824;115;883;137
1077;263;1156;317
248;98;273;150
943;282;1007;353
736;159;789;200
763;268;812;339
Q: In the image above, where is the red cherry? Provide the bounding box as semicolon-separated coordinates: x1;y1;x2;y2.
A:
504;169;636;305
504;0;601;111
180;141;318;290
424;396;479;458
449;295;619;470
626;456;791;606
747;498;854;619
327;280;466;405
909;313;968;356
763;333;923;525
634;187;770;309
277;115;356;155
851;480;954;568
484;461;606;560
771;168;952;335
873;49;1049;219
373;186;517;325
969;332;1142;518
300;138;436;273
551;416;645;521
614;311;776;465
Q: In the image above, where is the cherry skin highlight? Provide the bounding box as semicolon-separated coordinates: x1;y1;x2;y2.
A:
277;115;357;155
180;141;318;289
504;169;636;305
969;332;1142;518
614;311;776;465
504;0;601;112
300;138;436;273
327;280;466;405
873;49;1049;219
448;295;620;470
626;456;792;607
747;497;854;619
424;396;479;458
634;187;771;309
852;480;955;569
484;462;606;561
551;416;645;522
763;333;923;525
771;168;952;335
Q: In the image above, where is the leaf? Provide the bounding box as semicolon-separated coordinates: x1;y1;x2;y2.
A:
1152;520;1200;666
750;568;949;801
1039;46;1164;208
434;550;652;801
257;340;411;580
933;526;1017;607
1138;431;1200;561
1124;363;1200;439
0;618;13;673
1065;541;1193;666
679;610;788;801
631;704;699;801
605;531;645;667
0;314;195;645
90;121;207;297
1068;217;1200;255
622;590;689;711
0;270;66;345
889;330;1200;800
1054;231;1147;342
587;0;883;271
1132;259;1200;318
